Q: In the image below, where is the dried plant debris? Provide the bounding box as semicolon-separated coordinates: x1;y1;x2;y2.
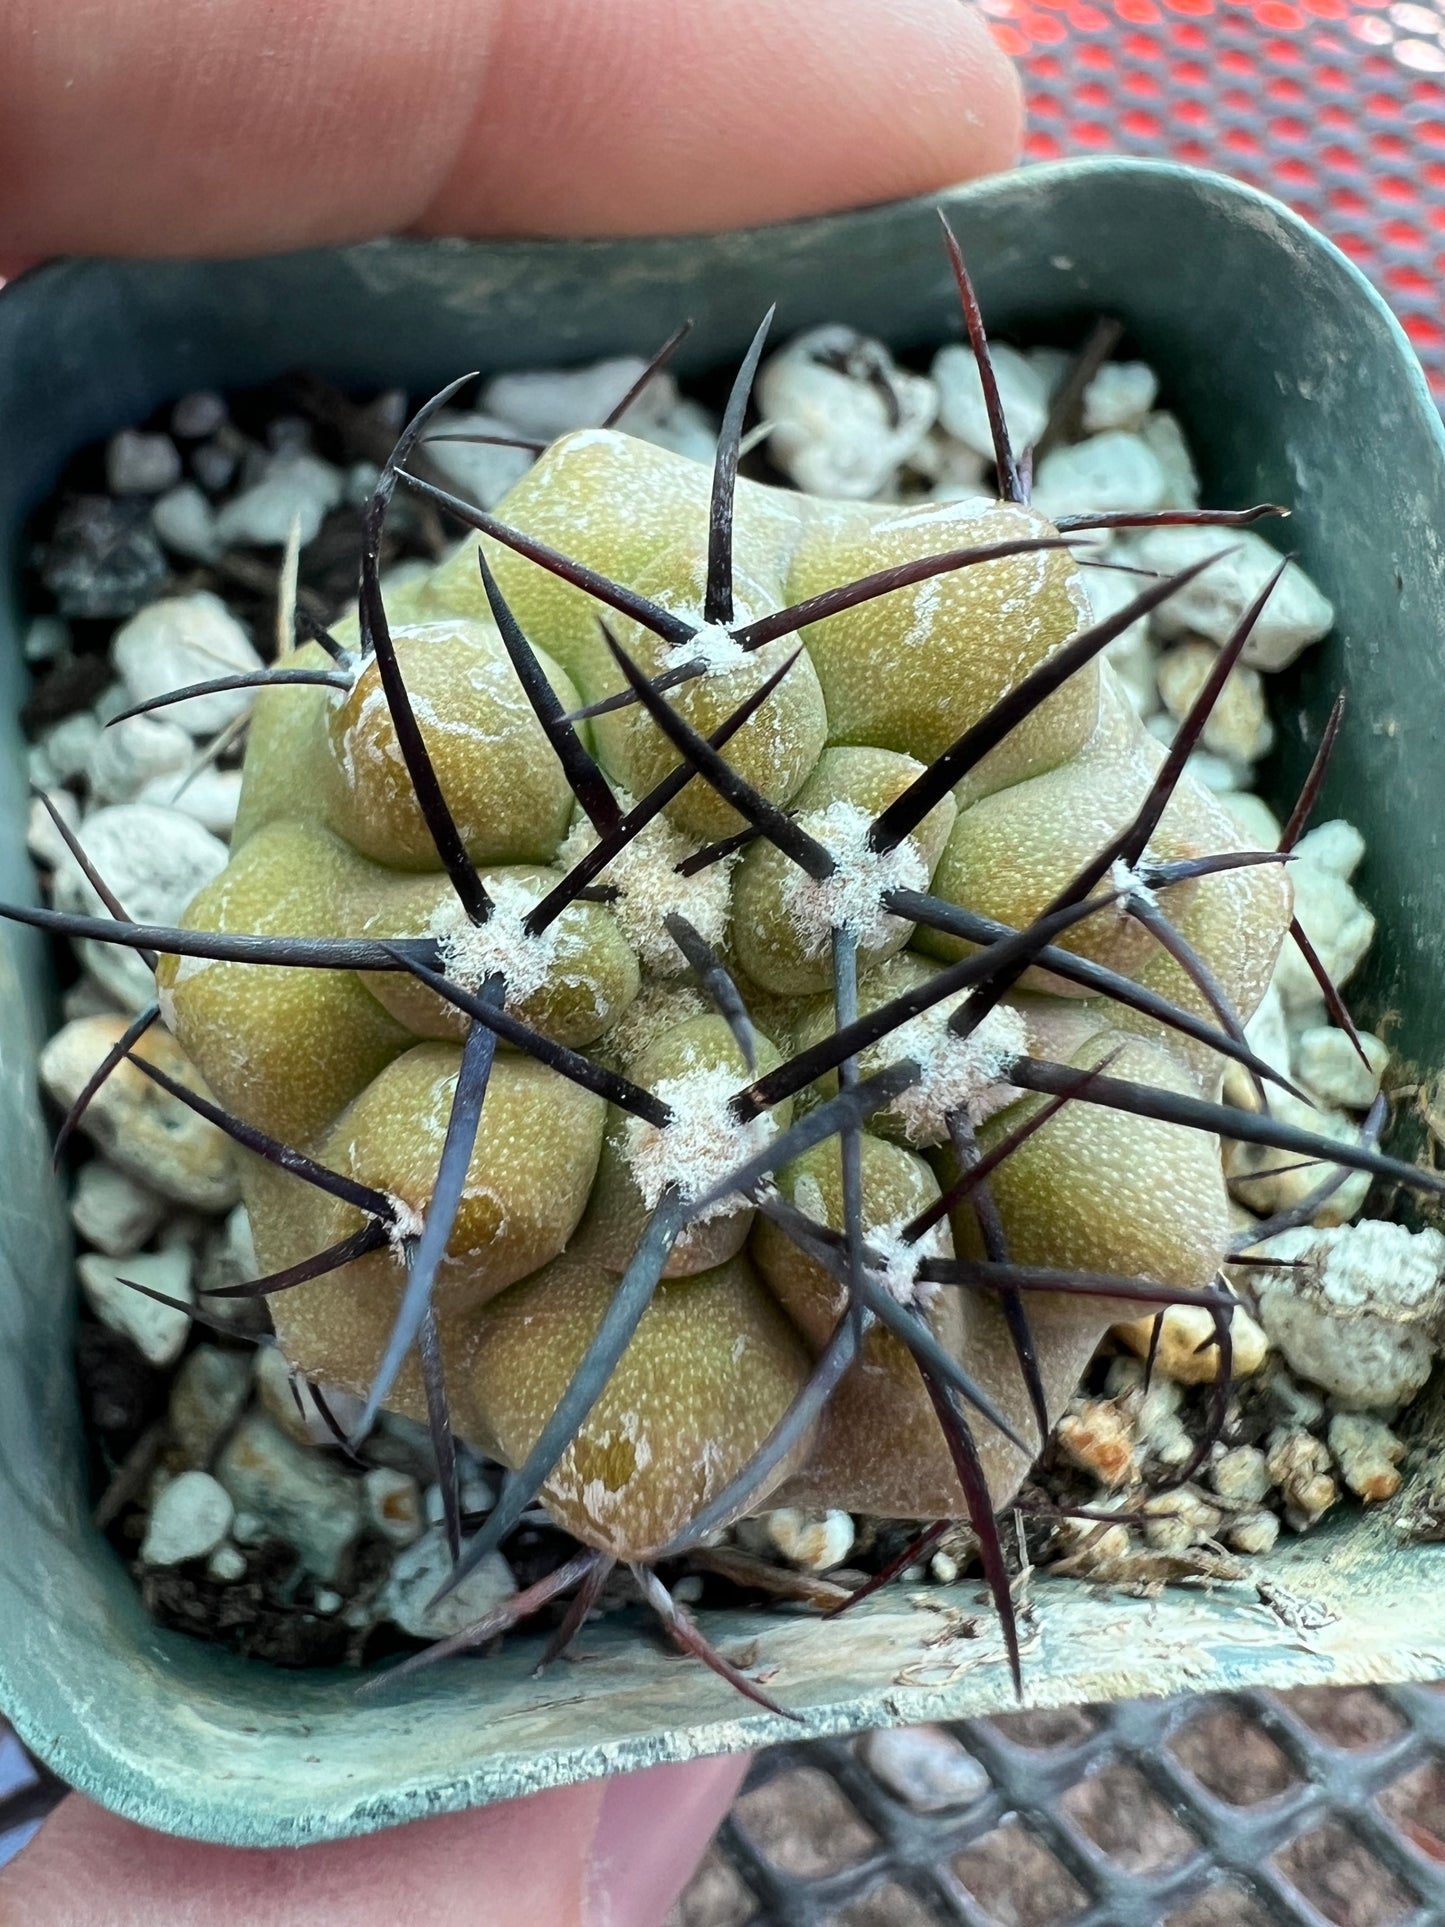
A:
15;224;1443;1706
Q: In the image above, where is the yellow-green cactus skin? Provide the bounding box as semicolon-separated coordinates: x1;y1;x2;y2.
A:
160;401;1297;1595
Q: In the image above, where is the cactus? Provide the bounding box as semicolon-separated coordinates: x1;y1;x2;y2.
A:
15;220;1444;1705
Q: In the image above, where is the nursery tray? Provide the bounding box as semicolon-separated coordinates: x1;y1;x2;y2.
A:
1;158;1443;1847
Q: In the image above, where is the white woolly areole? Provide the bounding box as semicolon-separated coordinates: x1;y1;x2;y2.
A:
623;1067;777;1222
886;999;1027;1146
666;620;747;672
384;1196;425;1255
782;802;930;957
1108;856;1158;914
559;804;734;974
428;873;558;1001
792;1175;952;1314
866;1216;953;1313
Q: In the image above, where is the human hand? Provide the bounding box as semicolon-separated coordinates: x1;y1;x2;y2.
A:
0;2;1019;1917
0;1755;752;1925
0;0;1020;264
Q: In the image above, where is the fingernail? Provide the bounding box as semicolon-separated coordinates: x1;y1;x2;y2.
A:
584;1752;752;1927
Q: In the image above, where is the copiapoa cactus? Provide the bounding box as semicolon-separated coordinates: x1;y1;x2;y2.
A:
14;218;1445;1706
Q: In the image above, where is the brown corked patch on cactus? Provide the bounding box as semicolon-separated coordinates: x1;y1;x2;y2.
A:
11;219;1442;1708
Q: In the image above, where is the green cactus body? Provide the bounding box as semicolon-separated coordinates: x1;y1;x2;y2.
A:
161;409;1290;1580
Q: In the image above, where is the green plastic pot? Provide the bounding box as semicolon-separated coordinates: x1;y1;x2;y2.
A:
1;158;1443;1847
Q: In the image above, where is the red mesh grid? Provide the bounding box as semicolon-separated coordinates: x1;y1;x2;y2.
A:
992;0;1445;392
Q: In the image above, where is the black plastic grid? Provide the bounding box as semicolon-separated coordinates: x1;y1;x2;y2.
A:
696;1686;1445;1926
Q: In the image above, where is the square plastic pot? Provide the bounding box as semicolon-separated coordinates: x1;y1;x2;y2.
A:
1;158;1443;1847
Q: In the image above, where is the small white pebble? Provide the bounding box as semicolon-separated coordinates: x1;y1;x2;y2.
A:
908;429;988;501
422;1473;496;1526
763;1506;855;1571
192;437;240;493
1225;1089;1371;1225
929;1551;960;1585
1135;525;1334;672
1142;1486;1222;1552
137;766;243;839
1102;1355;1147;1399
195;1203;258;1301
49;802;229;1010
760;326;937;499
213;449;343;549
1082;361;1159;434
364;1467;425;1547
172;391;228;439
1327;1411;1407;1502
1156;640;1273;767
860;1726;990;1812
69;1160;167;1258
344;460;382;507
312;1588;344;1615
1223;985;1291;1114
60;977;125;1021
107;429;183;496
1033;431;1166;520
1272;859;1375;1015
87;712;194;806
111;592;264;737
167;1344;252;1469
254;1347;365;1448
1210;1445;1272;1507
1256;1225;1445;1410
484;355;676;438
1140;412;1200;509
26;786;81;870
1293;1027;1389;1111
151;482;221;563
28;747;57;801
41;711;102;783
215;1414;364;1581
1114;1302;1269;1385
1186;747;1246;793
379;1529;515;1639
1142;1411;1196;1470
1266;1430;1338;1527
264;415;311;456
1225;1511;1280;1556
140;1470;234;1566
931;340;1047;464
1257;1362;1327;1432
78;1247;194;1367
206;1542;248;1583
1025;345;1071;395
1295;819;1365;880
615;394;717;463
252;1346;319;1446
24;614;70;663
1082;565;1159;718
422;410;536;509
